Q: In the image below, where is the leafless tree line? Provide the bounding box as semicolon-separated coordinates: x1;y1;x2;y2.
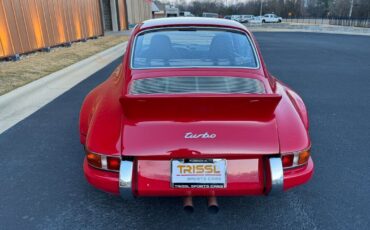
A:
161;0;370;18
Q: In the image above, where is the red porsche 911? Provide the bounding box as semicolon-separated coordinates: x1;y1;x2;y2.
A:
80;17;313;212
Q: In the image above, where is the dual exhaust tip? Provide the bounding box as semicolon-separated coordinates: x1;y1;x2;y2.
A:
183;196;219;214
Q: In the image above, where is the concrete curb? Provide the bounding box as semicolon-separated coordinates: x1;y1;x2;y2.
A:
0;41;127;134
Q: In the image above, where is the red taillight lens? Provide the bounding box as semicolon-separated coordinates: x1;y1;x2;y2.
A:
86;152;102;168
282;154;294;168
107;156;121;171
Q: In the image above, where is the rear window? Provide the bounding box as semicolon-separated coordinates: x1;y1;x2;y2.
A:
131;28;258;69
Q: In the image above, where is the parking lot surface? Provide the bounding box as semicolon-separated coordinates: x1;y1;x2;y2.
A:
1;32;369;229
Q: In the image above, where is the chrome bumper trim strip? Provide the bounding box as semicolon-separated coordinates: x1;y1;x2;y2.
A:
119;160;134;199
268;157;284;195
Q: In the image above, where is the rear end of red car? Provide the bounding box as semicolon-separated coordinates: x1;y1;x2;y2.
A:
84;75;313;200
82;19;314;212
116;87;313;199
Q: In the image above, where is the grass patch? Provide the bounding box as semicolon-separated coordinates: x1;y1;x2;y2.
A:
0;35;128;95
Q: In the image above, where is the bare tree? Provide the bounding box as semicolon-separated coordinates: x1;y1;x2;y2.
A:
162;0;370;19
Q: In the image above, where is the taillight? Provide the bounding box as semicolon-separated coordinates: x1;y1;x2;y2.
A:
107;156;121;171
282;154;294;167
281;148;311;169
298;150;310;165
85;149;120;172
86;152;102;168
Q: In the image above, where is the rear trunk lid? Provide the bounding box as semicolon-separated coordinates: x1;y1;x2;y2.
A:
120;94;281;157
121;119;279;158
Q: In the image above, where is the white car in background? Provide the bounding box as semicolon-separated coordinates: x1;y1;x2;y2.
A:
231;15;241;22
248;16;263;24
239;15;254;23
180;11;194;17
261;14;282;23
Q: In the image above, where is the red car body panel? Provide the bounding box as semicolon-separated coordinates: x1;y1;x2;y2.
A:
122;119;280;157
80;17;314;198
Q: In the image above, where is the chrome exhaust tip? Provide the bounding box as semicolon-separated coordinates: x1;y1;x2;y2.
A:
183;196;194;214
207;196;219;214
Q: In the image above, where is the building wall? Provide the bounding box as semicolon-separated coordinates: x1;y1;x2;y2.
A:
0;0;152;58
117;0;128;30
125;0;152;28
101;0;113;31
0;0;103;58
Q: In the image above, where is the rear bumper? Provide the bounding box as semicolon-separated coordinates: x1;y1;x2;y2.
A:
84;159;119;194
284;158;314;190
83;157;314;197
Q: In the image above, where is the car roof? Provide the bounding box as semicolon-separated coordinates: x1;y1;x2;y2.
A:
140;17;248;31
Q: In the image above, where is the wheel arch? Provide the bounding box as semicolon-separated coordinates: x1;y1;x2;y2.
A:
81;64;125;154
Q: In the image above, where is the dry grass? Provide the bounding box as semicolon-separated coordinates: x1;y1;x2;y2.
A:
0;35;128;95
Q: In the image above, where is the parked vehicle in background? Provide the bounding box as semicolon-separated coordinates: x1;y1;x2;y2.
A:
202;12;219;18
224;15;232;20
166;5;179;17
180;11;194;17
239;15;254;23
249;16;263;24
261;14;282;23
231;15;241;22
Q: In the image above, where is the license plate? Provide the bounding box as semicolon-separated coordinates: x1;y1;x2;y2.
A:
171;159;227;188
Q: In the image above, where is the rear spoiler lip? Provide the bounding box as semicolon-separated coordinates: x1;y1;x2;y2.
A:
121;93;281;99
119;93;282;121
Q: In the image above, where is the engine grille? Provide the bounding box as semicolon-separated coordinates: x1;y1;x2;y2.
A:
129;76;265;95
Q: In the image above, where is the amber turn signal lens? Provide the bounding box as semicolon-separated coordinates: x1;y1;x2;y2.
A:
86;152;102;168
298;150;310;165
282;154;294;167
107;156;121;171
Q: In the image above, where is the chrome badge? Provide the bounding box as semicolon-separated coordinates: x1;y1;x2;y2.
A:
184;132;216;139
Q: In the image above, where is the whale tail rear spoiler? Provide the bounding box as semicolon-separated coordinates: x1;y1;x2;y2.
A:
120;94;282;121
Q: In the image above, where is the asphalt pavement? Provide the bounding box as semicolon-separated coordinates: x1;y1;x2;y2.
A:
1;32;370;229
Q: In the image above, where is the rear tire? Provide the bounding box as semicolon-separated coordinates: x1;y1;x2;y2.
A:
262;20;266;23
